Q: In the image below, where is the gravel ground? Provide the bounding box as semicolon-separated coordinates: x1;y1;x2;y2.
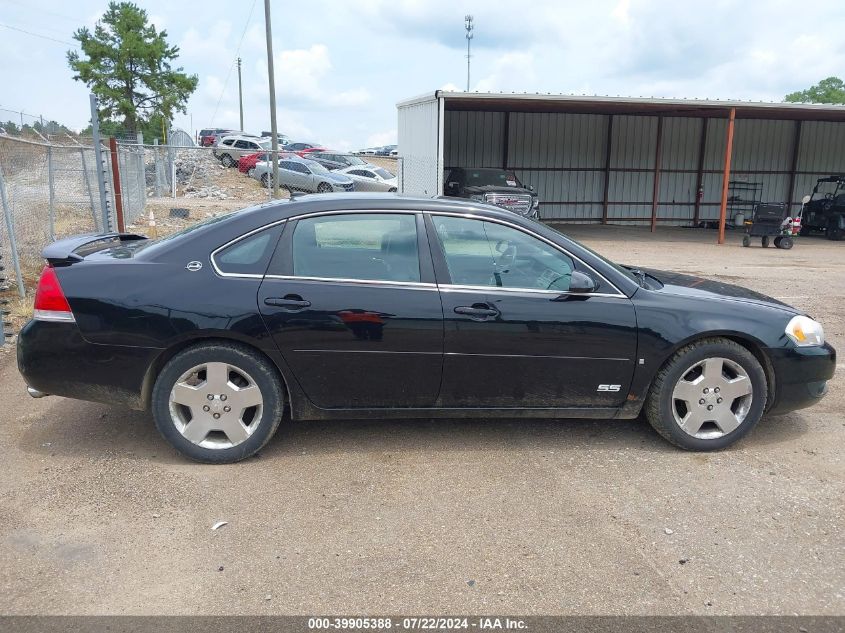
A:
0;225;842;615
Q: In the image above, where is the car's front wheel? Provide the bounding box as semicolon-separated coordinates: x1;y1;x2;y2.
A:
220;154;236;168
152;342;285;463
317;182;333;193
644;338;767;451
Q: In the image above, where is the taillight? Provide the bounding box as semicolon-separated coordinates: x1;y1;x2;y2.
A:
33;265;75;322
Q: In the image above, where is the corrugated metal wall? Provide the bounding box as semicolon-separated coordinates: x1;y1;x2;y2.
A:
397;97;442;196
442;109;845;225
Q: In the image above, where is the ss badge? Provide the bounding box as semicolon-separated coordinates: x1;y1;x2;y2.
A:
597;384;621;392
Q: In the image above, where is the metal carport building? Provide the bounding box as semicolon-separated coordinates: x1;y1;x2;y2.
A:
397;91;845;242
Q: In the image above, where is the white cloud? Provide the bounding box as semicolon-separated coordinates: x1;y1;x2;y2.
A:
366;129;397;148
474;52;536;92
262;44;372;108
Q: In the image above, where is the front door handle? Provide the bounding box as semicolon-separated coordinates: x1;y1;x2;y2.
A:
264;296;312;310
454;304;499;320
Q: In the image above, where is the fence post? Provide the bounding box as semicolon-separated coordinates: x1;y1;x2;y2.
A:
46;146;55;241
0;167;25;299
89;94;112;232
80;148;98;227
108;138;125;233
153;139;162;197
137;132;145;214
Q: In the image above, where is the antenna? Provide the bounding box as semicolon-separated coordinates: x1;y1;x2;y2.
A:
465;15;474;91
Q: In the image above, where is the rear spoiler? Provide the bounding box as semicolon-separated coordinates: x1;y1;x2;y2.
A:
42;232;148;264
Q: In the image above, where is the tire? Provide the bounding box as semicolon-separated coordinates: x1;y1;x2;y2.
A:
151;342;285;463
779;236;794;250
220;154;235;168
261;173;272;188
317;182;333;193
774;236;783;248
826;222;843;241
644;338;767;451
761;236;770;248
247;167;255;178
741;235;750;247
388;187;398;193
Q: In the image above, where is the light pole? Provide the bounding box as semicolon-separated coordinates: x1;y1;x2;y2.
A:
237;57;244;132
263;0;280;198
465;15;474;92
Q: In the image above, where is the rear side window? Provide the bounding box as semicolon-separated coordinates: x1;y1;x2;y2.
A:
292;214;420;283
213;224;285;276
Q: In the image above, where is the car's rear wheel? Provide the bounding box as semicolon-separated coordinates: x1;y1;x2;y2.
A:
152;342;285;463
644;338;767;451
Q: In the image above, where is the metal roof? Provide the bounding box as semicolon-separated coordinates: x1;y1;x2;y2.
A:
398;91;845;121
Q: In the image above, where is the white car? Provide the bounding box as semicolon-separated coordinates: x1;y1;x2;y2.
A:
335;165;398;192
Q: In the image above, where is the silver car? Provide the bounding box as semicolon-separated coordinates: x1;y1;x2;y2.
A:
335;165;398;192
252;157;355;193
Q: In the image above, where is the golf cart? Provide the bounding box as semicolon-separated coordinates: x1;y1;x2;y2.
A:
800;175;845;240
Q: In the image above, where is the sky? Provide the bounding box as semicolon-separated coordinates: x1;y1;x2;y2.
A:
1;0;844;151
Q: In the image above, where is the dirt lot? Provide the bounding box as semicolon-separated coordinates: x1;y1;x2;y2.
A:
0;225;843;615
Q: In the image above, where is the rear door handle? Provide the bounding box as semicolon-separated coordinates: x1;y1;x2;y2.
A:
264;296;312;309
454;304;499;320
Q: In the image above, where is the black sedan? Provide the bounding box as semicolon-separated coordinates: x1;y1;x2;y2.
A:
17;194;835;463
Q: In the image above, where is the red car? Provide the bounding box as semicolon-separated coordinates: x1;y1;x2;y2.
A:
296;147;326;157
199;128;236;147
237;150;294;175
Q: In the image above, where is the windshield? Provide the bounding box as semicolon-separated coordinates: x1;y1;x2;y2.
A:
463;169;522;188
813;179;843;198
374;168;394;179
346;155;366;165
308;161;329;174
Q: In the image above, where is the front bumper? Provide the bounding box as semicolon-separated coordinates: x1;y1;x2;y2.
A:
767;342;836;415
17;320;160;410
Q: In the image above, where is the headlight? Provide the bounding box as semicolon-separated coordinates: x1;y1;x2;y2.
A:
470;194;485;202
532;197;539;209
785;315;825;347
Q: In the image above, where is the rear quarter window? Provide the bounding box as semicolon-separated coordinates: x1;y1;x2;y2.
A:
212;223;286;276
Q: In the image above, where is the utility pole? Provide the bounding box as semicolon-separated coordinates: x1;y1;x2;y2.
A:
465;15;474;92
237;57;244;132
263;0;280;198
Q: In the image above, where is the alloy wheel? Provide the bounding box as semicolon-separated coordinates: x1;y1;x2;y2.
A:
670;357;753;439
168;362;264;449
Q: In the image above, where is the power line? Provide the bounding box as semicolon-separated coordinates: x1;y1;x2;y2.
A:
210;0;258;127
0;22;78;47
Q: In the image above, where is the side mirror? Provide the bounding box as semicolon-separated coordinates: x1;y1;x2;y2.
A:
568;270;599;294
526;184;535;192
446;181;459;192
802;195;811;204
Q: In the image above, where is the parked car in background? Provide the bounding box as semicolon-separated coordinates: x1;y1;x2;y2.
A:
252;156;355;193
800;175;845;240
375;145;397;156
214;135;273;168
307;151;372;171
260;131;291;146
355;147;381;155
18;195;834;462
283;142;326;157
199;128;236;147
389;147;399;157
444;167;540;219
335;165;397;192
238;150;296;175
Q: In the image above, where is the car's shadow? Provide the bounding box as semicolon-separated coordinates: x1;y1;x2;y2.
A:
18;396;811;465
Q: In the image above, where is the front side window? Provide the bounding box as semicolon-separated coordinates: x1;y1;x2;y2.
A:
292;213;420;283
433;216;574;291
